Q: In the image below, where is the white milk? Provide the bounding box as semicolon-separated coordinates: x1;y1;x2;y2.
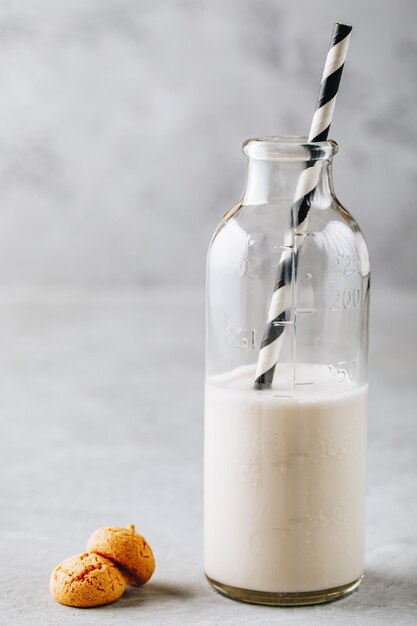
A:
204;364;367;593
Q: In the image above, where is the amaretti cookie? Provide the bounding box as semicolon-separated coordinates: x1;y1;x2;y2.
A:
49;552;125;607
87;524;155;586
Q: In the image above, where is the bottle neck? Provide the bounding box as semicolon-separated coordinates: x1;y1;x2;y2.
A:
242;158;335;206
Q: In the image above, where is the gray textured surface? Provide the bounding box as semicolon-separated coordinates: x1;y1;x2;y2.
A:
0;286;416;625
0;0;415;288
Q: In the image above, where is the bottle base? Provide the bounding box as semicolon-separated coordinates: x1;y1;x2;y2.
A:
205;573;364;606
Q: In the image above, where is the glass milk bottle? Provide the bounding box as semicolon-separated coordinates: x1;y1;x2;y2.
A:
204;136;370;606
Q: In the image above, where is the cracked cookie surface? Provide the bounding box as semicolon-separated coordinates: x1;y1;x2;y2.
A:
49;552;125;607
87;524;155;586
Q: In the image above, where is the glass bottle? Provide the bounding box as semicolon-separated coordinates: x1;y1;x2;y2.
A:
204;136;370;606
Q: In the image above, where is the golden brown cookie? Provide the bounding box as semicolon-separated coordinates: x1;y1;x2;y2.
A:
49;552;125;607
87;524;155;586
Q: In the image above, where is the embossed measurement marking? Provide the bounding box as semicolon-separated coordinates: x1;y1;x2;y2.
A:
272;320;294;327
225;326;256;349
273;244;295;250
328;286;361;311
329;253;361;276
272;243;294;266
328;360;357;382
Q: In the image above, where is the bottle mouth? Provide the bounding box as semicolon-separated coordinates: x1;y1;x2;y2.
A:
242;135;338;161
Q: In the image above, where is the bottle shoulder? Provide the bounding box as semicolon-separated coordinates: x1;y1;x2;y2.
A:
331;198;371;277
208;201;243;248
208;198;370;278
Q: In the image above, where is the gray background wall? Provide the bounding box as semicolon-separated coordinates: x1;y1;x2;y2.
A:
0;0;415;289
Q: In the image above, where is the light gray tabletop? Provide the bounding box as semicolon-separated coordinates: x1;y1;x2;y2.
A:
0;286;416;625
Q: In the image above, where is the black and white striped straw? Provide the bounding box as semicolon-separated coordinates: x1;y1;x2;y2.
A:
254;23;352;389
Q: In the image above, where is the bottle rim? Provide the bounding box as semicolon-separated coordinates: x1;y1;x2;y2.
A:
242;135;338;161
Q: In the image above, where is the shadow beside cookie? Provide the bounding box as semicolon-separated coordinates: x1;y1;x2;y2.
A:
112;580;198;609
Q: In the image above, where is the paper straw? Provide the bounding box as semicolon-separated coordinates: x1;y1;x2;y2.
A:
254;23;352;389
